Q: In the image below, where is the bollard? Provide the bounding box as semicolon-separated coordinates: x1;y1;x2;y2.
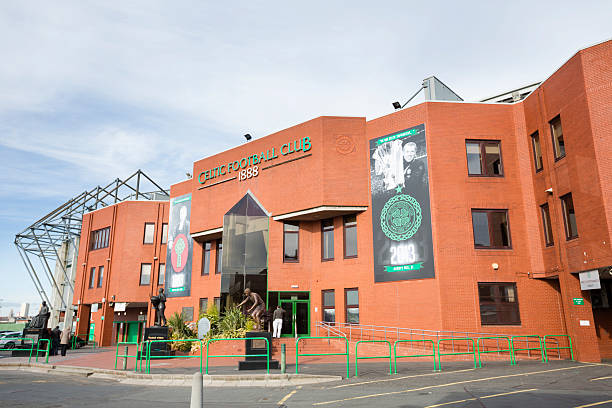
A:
281;343;286;374
190;372;203;408
122;346;128;370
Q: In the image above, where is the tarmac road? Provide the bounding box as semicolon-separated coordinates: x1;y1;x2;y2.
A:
1;360;612;407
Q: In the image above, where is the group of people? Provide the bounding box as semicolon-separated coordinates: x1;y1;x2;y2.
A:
49;326;71;356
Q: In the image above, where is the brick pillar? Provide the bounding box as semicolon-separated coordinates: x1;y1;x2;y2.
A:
75;304;91;338
99;303;115;347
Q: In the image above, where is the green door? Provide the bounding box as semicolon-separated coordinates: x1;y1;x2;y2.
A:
279;299;310;338
88;323;95;341
126;322;139;343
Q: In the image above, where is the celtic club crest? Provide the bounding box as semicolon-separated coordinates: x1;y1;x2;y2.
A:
380;194;422;241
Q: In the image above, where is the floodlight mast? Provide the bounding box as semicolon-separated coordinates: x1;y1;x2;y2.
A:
392;82;428;110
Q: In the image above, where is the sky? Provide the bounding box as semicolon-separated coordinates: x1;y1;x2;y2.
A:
0;1;610;315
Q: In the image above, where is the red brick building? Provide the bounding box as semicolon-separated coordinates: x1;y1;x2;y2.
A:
74;40;611;362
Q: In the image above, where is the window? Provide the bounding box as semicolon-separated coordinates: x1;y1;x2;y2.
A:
161;223;168;244
215;240;223;274
345;288;359;324
531;132;543;172
550;115;565;160
182;307;194;321
202;242;211;275
540;203;554;246
478;283;521;325
88;267;96;289
322;290;335;323
199;298;208;314
343;215;357;258
139;263;151;286
466;140;503;176
471;210;511;249
97;266;104;288
214;297;221;310
158;263;165;285
143;223;155;244
322;219;334;261
283;222;299;262
90;227;110;250
561;193;578;240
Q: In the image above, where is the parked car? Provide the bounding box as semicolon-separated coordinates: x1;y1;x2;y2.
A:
0;331;23;349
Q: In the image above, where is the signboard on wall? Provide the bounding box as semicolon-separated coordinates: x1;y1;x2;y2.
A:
579;270;601;290
369;124;435;282
165;193;193;297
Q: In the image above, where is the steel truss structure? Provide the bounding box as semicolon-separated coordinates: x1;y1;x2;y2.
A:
14;170;169;322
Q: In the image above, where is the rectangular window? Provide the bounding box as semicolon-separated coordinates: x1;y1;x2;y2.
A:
471;209;511;249
466;140;503;176
97;265;104;288
139;263;151;286
158;263;165;285
478;283;521;325
199;298;208;314
343;215;357;258
283;222;299;262
345;288;359;324
161;223;168;244
531;132;543;172
550;115;565;160
322;290;335;323
202;242;211;275
214;297;221;310
561;193;578;240
143;223;155;244
540;203;554;246
90;227;110;250
88;267;96;289
322;219;334;261
215;240;223;274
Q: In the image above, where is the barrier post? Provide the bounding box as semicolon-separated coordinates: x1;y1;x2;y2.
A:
114;341;139;370
511;335;544;363
280;343;286;374
476;336;515;368
295;336;349;378
354;340;392;377
35;339;51;363
206;337;268;375
393;339;438;373
543;335;574;362
437;338;477;370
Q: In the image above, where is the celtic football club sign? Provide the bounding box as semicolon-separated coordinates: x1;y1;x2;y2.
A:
369;124;435;282
165;194;193;297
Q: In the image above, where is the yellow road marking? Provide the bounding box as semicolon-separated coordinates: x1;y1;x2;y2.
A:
313;364;598;406
330;369;476;389
424;388;538;407
574;400;612;408
278;385;302;405
591;376;612;381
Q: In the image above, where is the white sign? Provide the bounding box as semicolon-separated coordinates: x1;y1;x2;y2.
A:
580;320;590;326
138;314;146;321
580;270;601;290
197;317;211;339
114;302;127;312
91;303;99;313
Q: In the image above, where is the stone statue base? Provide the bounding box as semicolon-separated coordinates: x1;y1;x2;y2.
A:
138;326;172;359
238;331;279;370
11;328;51;357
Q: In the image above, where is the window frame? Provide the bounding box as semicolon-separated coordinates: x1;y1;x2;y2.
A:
550;115;566;161
322;289;335;324
158;263;165;285
202;241;211;275
344;288;359;324
161;223;168;244
199;298;208;314
214;297;221;311
560;193;579;240
88;267;96;289
283;222;300;263
97;265;104;288
530;131;543;172
471;209;512;249
139;263;152;286
321;219;335;261
215;239;223;274
478;282;521;326
540;203;554;246
343;215;358;259
465;139;504;177
90;227;110;251
143;223;155;245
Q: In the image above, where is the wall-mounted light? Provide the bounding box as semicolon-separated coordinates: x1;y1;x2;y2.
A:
545;188;553;194
492;263;499;270
244;133;252;141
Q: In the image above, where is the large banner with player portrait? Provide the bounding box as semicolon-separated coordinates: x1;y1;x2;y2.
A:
165;193;193;297
370;124;434;282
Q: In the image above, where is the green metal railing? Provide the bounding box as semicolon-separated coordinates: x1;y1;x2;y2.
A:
35;339;51;363
114;341;140;371
543;335;574;362
476;336;515;368
145;339;204;374
511;335;544;363
295;336;349;378
393;339;438;373
437;338;477;370
354;340;392;377
0;338;35;363
206;337;270;375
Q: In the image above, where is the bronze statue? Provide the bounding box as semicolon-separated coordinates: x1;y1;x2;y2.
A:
238;288;265;330
150;288;167;326
27;301;50;329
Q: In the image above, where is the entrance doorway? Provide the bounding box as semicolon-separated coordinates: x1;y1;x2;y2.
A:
269;291;310;337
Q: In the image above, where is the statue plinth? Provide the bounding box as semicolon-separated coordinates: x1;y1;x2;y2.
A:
139;326;172;359
11;328;51;357
238;331;279;370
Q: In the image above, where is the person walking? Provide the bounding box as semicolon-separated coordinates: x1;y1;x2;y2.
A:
51;326;61;355
60;326;70;356
272;305;285;338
